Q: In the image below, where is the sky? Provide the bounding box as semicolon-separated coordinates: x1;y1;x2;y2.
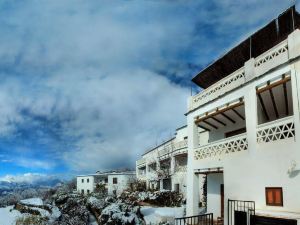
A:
0;0;298;182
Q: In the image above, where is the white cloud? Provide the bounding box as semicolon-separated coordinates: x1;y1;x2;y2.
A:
0;173;57;184
0;1;296;174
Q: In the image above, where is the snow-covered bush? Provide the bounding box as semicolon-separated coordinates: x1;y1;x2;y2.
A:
15;215;47;225
120;191;183;207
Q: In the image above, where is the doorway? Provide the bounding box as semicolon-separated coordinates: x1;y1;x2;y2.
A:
221;184;224;218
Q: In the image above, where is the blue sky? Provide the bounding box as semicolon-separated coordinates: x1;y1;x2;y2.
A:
0;0;297;182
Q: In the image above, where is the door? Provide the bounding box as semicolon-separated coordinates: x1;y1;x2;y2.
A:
221;184;224;218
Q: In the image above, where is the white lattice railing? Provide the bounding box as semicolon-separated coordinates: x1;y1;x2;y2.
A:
190;67;245;110
194;133;248;160
174;165;187;173
136;158;146;166
254;40;288;68
173;140;188;150
257;116;295;144
158;144;172;157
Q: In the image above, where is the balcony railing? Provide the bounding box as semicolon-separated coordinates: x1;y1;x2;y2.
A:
194;133;248;160
158;140;188;158
257;116;295;144
254;40;288;75
189;67;245;111
136;158;146;166
189;38;290;112
174;165;187;173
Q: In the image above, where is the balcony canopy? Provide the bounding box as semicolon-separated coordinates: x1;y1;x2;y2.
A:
195;99;245;131
192;6;300;89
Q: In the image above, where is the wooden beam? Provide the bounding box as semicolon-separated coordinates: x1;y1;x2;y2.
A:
220;112;236;124
256;76;291;94
268;81;279;119
282;75;289;116
198;125;211;132
257;92;270;121
231;108;245;120
211;117;226;126
202;120;218;130
195;101;244;124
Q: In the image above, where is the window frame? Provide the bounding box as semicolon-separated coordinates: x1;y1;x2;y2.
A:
265;187;283;206
113;177;118;184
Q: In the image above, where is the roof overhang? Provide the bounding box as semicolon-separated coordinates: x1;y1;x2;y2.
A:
192;6;300;89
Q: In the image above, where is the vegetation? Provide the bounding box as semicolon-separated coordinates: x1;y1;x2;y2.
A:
15;215;47;225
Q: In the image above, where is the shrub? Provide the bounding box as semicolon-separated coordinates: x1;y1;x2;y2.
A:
15;215;47;225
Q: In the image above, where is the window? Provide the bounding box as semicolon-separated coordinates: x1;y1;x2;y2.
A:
87;178;89;183
87;190;90;194
113;178;118;184
266;187;283;206
184;136;188;140
105;178;108;183
82;179;84;183
113;190;117;195
81;189;84;194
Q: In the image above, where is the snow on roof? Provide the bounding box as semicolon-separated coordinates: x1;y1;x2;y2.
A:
77;171;136;177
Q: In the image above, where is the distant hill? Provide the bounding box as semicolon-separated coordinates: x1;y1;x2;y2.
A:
0;178;63;196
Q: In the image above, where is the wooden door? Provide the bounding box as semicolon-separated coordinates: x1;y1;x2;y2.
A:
221;184;224;218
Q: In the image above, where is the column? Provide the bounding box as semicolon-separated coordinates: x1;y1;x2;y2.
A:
186;118;200;216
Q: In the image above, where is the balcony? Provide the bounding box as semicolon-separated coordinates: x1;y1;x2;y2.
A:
136;158;146;167
158;140;188;159
189;38;290;112
194;133;248;160
257;116;295;144
174;165;187;173
189;67;245;111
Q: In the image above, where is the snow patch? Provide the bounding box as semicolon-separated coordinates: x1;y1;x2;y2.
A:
141;206;184;224
20;198;43;206
0;205;22;225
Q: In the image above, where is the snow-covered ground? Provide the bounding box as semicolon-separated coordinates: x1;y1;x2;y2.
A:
141;206;185;224
0;197;61;225
0;205;21;225
20;197;43;206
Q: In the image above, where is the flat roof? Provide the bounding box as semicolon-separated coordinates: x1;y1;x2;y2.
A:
192;6;300;89
77;171;136;177
141;137;175;156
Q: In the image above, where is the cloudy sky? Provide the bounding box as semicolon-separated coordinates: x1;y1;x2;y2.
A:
0;0;298;181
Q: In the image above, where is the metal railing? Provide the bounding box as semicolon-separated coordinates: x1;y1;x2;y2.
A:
228;199;255;225
175;213;213;225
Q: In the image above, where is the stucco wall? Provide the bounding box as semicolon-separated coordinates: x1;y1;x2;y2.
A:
107;174;136;195
207;173;223;218
186;48;300;223
77;176;94;194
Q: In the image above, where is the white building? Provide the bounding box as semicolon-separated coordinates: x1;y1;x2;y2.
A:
136;125;190;197
77;171;136;196
184;6;300;225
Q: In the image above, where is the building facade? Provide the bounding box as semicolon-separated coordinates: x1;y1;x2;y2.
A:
185;7;300;225
136;126;190;197
77;171;136;196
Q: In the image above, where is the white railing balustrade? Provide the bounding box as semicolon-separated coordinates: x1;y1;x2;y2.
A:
173;140;188;150
254;40;288;68
174;165;187;173
137;158;146;166
190;67;245;110
194;133;248;160
257;116;295;144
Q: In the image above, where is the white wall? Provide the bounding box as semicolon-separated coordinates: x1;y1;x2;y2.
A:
186;40;300;223
107;174;136;195
77;176;94;194
207;173;223;218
